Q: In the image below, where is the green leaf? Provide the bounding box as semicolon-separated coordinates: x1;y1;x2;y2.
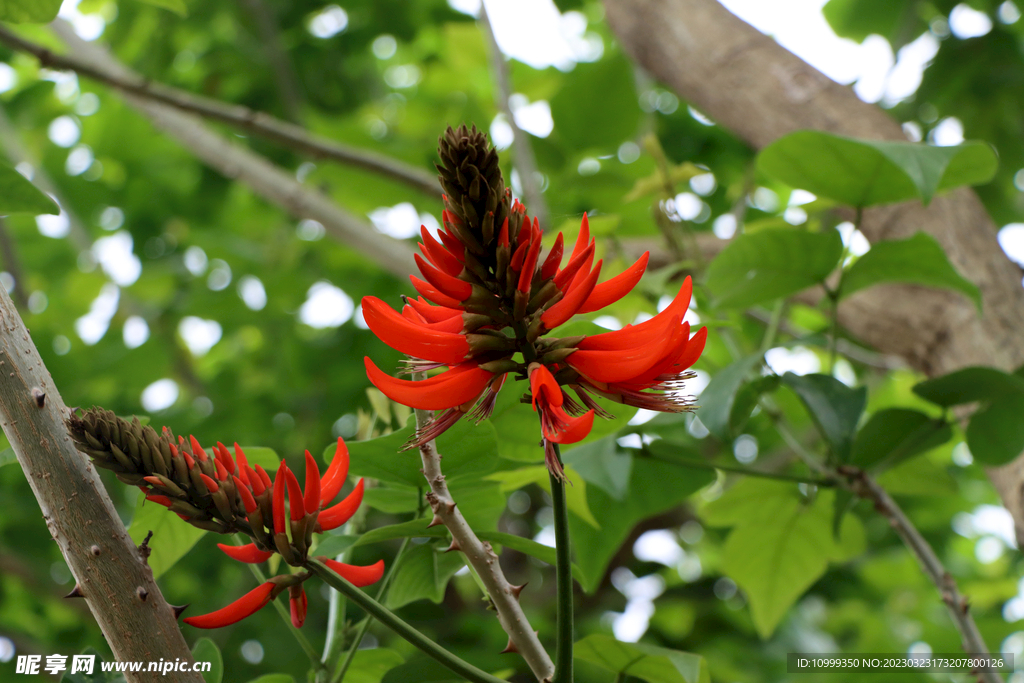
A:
729;375;781;434
238;446;279;472
711;481;865;637
875;455;957;495
574;634;706;683
128;493;206;579
571;457;714;592
343;649;405;683
550;52;639;150
191;638;223;683
486;465;600;528
343;418;499;488
134;0;188;14
757;131;997;206
966;394;1024;465
560;435;632;500
0;447;15;467
385;542;465;609
0;162;60;214
312;534;358;558
912;366;1024;407
696;353;763;440
362;487;420;514
0;0;62;23
705;228;843;308
244;676;294;683
840;232;982;310
781;373;867;462
823;0;909;43
354;519;447;546
476;530;585;583
851;408;952;470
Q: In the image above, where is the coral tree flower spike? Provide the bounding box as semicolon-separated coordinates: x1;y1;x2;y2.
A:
183;582;276;629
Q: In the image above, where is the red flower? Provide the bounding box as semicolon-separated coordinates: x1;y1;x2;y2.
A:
362;127;706;478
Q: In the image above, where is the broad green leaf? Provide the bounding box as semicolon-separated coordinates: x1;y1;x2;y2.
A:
758;131;997;206
705;228;843;308
486;465;599;528
560;435;633;500
823;0;910;43
571;457;714;592
713;481;865;637
0;163;60;214
61;648;126;683
966;394;1024;465
355;519;447;546
134;0;188;16
840;232;982;310
729;375;781;434
912;366;1024;407
0;0;62;23
362;487;420;514
128;493;206;578
312;534;358;558
574;634;705;683
386;542;465;609
238;446;279;472
876;455;957;496
696;353;763;440
191;638;223;683
781;373;867;462
851;408;952;470
343;649;405;683
343;418;499;488
245;676;294;683
550;52;639;150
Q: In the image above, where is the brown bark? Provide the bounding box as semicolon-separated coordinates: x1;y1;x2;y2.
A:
604;0;1024;536
0;286;202;681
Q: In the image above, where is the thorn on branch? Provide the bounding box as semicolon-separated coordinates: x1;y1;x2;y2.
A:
500;637;518;654
89;545;101;557
31;387;44;407
445;538;462;553
64;584;84;599
509;583;527;600
136;586;148;601
171;604;189;620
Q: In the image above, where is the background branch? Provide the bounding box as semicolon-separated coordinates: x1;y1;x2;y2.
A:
49;20;417;281
0;24;439;199
0;271;202;681
236;0;305;124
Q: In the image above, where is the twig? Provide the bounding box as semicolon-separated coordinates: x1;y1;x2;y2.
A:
308;559;508;683
841;467;1003;683
50;21;417;280
236;0;304;124
0;24;439;199
478;5;550;228
0;272;203;681
413;402;554;681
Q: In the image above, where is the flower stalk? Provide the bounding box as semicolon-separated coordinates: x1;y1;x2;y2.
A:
548;445;574;683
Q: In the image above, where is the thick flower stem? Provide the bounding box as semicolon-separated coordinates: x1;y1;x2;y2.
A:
549;445;574;683
307;558;508;683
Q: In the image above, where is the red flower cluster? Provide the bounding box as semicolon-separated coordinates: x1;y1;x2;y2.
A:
172;439;382;629
362;126;706;479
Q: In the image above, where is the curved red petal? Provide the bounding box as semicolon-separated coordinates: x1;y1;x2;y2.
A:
217;542;274;564
272;462;287;533
320;437;349;506
285;467;305;521
529;364;563;409
420;226;464;276
183;582;275;629
553;241;595;291
362;296;469;364
544;408;595;444
317;478;365;531
190;435;208;462
233;444;250;486
215;441;236;475
364;358;492;410
233;475;257;514
146;494;172;508
255;464;273;492
540;233;565;281
541;260;603;330
438;228;466;262
578;278;693;351
199;473;220;494
319;558;385;588
569;317;680;383
409;275;462;309
577;252;649;314
510;239;530;271
498;216;510;247
415;254;472;302
626;322;692;386
569;213;591;261
405;296;462;323
290;588;308;628
517;230;544;293
303;450;321;516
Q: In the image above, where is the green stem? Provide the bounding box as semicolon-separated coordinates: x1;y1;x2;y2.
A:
307;558;507;683
331;536;411;683
549;444;574;683
642;447;835;486
829;208;859;373
233;535;323;671
759;299;785;354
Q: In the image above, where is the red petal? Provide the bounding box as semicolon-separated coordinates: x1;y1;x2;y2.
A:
529;364;563;409
438;227;466;261
568;214;591;261
517;230;544;293
540;233;564;280
541;260;603;330
215;441;236;475
319;558;385;587
405;296;462;323
577;252;649;314
365;358;492;410
420;226;464;276
285;467;305;521
215;459;228;482
183;582;275;629
146;494;172;508
290;588;308;628
362;296;469;364
303;450;321;516
671;326;707;372
272;462;287;533
234;444;250;486
578;277;693;351
317;478;365;531
190;435;208;462
255;464;273;492
415;254;472;302
320;437;350;507
245;465;265;495
234;475;257;514
199;473;219;494
553;241;595;291
217;542;273;563
498;216;510;247
510;239;530;271
546;408;595;444
409;275;462;309
568;317;680;383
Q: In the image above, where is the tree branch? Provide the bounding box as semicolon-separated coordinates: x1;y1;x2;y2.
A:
0;23;440;199
479;4;550;229
0;275;202;681
49;20;416;281
414;404;554;682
